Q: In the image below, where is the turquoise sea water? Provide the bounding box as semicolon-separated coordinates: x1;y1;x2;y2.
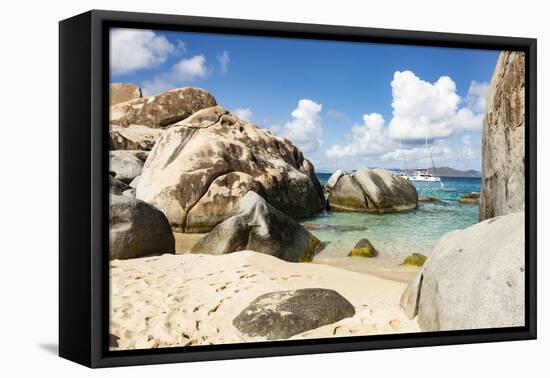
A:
303;174;480;262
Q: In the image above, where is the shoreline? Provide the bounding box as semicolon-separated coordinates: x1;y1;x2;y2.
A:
173;232;421;283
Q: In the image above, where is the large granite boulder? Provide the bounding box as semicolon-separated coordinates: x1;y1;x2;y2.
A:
328;168;417;213
110;125;164;151
185;172;264;233
110;87;217;128
109;195;175;260
233;288;356;340
110;83;142;106
400;212;525;331
480;52;525;220
109;150;147;184
190;192;321;262
326;169;344;192
136;106;325;232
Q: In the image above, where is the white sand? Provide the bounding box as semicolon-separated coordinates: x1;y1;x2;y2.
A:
110;251;420;350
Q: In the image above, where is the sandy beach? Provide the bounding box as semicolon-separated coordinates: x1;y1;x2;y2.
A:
109;250;420;350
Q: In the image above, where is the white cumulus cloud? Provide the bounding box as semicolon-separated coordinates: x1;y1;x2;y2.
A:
465;81;490;113
142;55;209;96
270;99;323;154
387;71;489;140
326;113;396;158
388;71;460;140
217;51;230;74
233;108;253;122
110;29;175;76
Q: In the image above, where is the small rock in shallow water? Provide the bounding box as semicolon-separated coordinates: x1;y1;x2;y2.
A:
233;288;355;340
348;238;378;257
459;192;480;204
418;196;442;204
302;223;368;232
401;253;428;267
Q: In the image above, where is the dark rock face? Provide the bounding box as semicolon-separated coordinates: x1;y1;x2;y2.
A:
190;192;321;262
109;195;175;260
233;288;356;340
110;87;217;128
328;168;417;213
480;51;525;220
110;176;130;195
136;106;325;232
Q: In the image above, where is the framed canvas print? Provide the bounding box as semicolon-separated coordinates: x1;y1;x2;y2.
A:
59;10;537;368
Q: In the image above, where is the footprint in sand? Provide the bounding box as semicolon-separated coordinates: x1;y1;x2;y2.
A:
389;319;401;330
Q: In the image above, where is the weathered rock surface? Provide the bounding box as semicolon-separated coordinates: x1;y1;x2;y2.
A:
109;194;175;260
136;106;325;232
233;288;356;340
400;212;525;330
459;192;480;204
110;83;142;106
185;172;264;232
109;150;146;184
328;168;417;213
348;239;378;257
110;87;217;128
110;125;164;151
190;192;321;262
480;51;525;220
326;169;344;192
327;174;367;211
122;188;136;198
110;176;130;195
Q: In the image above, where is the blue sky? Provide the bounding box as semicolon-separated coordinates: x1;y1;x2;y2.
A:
110;28;500;173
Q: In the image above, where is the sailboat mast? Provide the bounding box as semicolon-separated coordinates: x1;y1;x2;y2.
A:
427;138;437;176
400;140;409;173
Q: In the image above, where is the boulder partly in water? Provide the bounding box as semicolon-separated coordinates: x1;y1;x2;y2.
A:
348;239;378;257
190;191;321;262
328;168;417;213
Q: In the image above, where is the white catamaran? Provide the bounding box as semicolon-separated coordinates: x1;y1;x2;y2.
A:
405;138;441;182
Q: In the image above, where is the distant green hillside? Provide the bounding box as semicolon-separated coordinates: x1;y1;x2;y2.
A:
403;167;481;177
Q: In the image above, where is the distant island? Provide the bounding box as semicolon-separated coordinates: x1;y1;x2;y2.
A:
318;167;481;178
403;167;481;178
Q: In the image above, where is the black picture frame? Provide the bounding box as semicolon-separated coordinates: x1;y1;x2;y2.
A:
59;9;537;368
